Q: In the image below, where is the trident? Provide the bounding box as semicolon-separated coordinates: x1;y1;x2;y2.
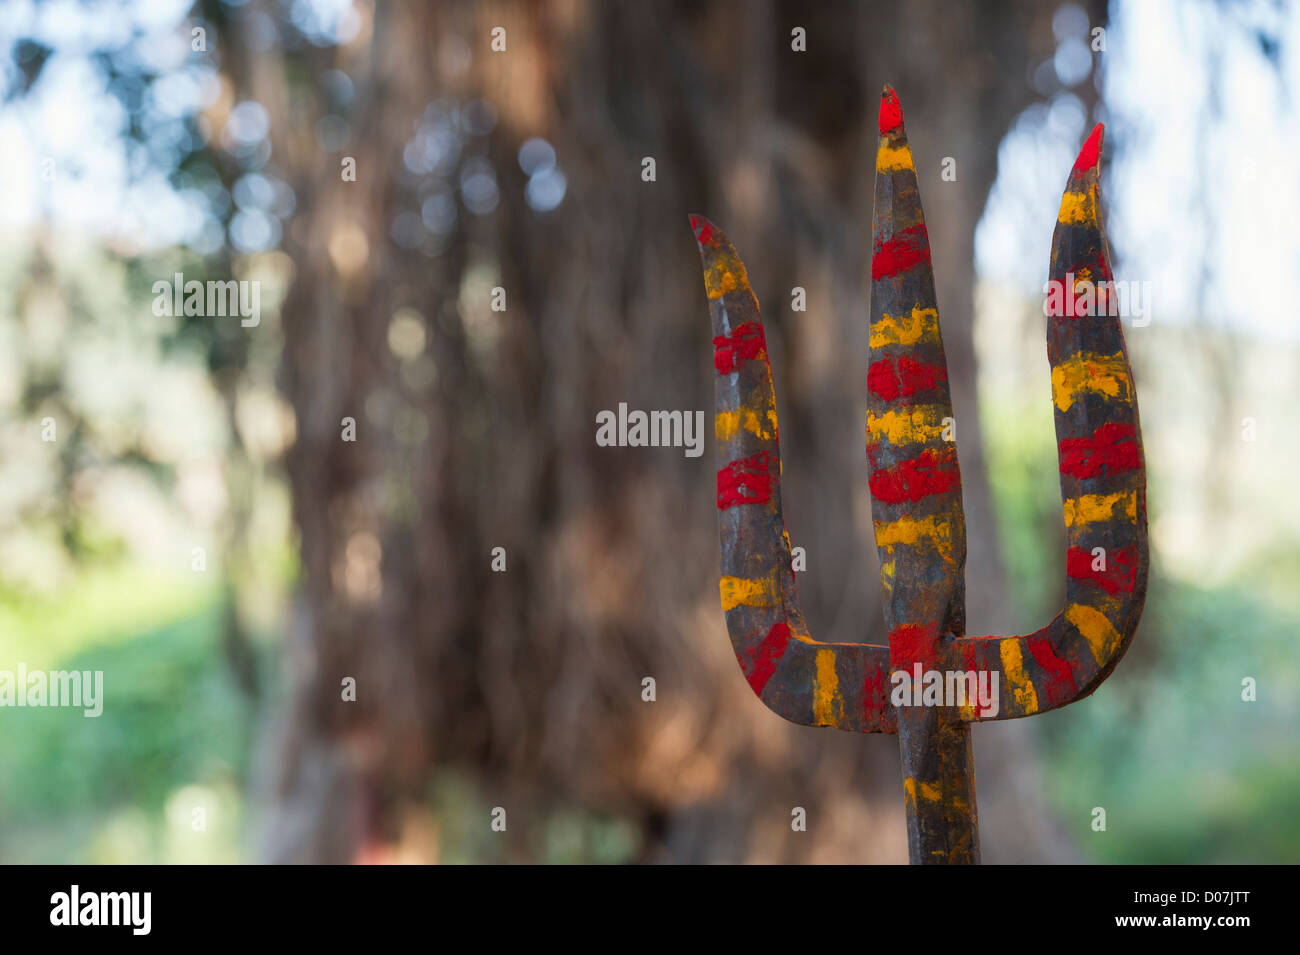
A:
690;86;1148;864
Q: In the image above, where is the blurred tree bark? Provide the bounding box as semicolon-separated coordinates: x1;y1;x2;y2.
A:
222;0;1101;862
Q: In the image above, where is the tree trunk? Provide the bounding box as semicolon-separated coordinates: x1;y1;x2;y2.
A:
225;0;1091;863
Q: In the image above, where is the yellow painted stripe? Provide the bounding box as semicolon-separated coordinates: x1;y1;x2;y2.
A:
1051;352;1131;412
879;559;895;597
873;514;954;562
1000;638;1039;715
1063;490;1137;529
1058;183;1098;225
719;574;777;612
955;667;977;721
903;777;942;803
1066;602;1122;665
715;407;778;442
877;142;914;172
869;306;939;348
867;405;947;446
702;250;749;300
813;648;842;725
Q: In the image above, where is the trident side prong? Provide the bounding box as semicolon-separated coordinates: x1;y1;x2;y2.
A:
690;85;1148;865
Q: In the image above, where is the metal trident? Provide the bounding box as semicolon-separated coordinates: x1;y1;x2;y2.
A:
690;86;1148;864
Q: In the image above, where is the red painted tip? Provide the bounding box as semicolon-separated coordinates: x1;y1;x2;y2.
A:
688;213;715;245
879;85;904;134
1072;123;1104;175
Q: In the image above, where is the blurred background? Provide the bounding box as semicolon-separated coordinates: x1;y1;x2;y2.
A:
0;0;1295;864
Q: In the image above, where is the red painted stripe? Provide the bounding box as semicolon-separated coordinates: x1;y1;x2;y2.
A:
872;224;931;281
1059;422;1139;479
869;448;960;505
862;662;897;731
879;88;904;134
1026;635;1079;707
712;322;766;375
888;623;938;671
867;359;899;401
867;355;948;402
1064;252;1113;285
1066;545;1137;595
899;355;947;396
1047;262;1117;318
958;639;978;674
717;451;775;509
740;621;792;694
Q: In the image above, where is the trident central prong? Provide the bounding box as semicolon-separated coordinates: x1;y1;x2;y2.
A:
690;85;1148;865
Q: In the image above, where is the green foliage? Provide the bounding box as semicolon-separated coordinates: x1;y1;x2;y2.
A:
0;597;269;863
1036;578;1299;863
427;772;640;865
983;399;1300;863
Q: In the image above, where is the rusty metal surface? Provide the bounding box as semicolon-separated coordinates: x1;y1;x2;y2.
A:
690;85;1148;865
